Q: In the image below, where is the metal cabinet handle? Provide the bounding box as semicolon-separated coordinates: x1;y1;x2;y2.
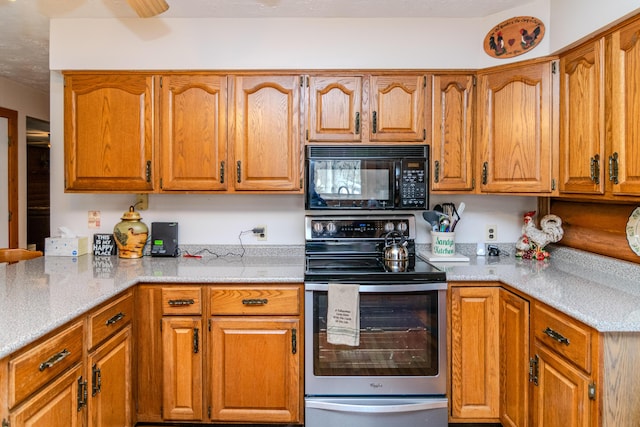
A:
91;364;102;396
220;161;225;184
590;154;600;184
242;298;268;305
482;161;488;185
434;160;440;183
543;327;570;345
355;112;360;134
105;312;125;326
372;111;378;133
168;299;194;306
145;160;152;183
39;348;70;371
237;160;242;183
77;376;88;411
193;327;199;354
292;328;297;354
609;152;619;184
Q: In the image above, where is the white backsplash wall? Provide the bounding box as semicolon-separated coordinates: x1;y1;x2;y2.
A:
48;191;535;247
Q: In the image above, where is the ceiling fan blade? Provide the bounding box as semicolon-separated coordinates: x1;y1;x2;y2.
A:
126;0;169;18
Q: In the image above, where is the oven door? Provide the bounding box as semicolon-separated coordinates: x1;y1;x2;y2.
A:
306;158;396;209
304;282;447;396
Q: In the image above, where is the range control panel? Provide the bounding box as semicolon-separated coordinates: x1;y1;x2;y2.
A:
305;215;416;240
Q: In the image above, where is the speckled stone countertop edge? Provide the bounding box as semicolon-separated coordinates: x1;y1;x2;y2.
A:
2;244;640;359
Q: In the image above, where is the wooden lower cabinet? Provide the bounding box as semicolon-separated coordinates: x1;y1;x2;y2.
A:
8;364;85;427
135;283;303;425
450;284;529;426
531;341;593;427
87;325;133;427
161;316;203;421
209;317;300;422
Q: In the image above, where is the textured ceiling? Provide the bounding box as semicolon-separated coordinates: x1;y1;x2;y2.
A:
0;0;530;95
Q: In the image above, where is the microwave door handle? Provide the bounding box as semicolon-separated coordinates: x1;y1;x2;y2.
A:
306;399;448;414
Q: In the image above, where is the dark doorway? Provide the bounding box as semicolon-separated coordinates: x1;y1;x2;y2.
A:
26;117;50;251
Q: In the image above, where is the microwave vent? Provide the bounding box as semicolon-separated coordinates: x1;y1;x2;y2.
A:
306;145;428;159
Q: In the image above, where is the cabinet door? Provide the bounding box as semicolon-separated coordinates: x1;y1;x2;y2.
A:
233;75;302;191
608;18;640;196
369;75;428;142
450;286;500;420
500;289;530;427
532;341;593;427
162;317;203;421
64;73;154;192
159;74;228;191
9;364;84;427
559;38;606;195
431;74;475;191
477;60;556;194
307;75;362;142
210;317;300;423
88;325;133;427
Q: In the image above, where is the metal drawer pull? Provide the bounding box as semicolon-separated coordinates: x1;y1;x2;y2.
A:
242;298;268;305
105;312;125;326
168;299;195;306
39;348;70;371
543;327;570;345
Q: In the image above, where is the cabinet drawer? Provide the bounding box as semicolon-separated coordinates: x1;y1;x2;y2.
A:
210;286;300;315
87;291;134;350
8;320;83;408
533;302;592;372
162;287;202;315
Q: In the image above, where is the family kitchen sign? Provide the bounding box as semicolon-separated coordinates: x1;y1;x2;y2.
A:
484;16;545;59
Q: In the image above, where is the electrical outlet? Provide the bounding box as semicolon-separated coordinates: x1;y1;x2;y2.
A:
254;225;267;241
486;224;497;241
135;193;148;210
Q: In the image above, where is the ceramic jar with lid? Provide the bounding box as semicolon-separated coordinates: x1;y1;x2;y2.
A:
113;205;148;258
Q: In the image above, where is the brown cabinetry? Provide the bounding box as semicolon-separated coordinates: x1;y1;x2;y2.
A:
305;73;428;144
158;74;228;191
64;73;155;192
86;291;134;427
450;284;529;426
476;58;557;194
232;75;302;192
160;286;203;421
208;285;302;423
430;74;475;192
530;301;597;427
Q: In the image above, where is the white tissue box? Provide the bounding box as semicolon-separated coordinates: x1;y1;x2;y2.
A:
45;236;89;257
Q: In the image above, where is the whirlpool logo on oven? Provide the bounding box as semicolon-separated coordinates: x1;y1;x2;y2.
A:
369;383;384;389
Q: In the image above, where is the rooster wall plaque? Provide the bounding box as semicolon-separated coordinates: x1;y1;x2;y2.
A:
484;16;545;59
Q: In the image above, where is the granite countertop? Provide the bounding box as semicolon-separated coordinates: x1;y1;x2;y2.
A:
1;244;640;359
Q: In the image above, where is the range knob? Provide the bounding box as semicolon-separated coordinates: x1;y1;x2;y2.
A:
325;222;337;234
384;222;395;233
312;222;324;235
396;222;408;233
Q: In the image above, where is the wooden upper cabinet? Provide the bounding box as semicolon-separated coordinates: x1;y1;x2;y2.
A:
607;17;640;196
476;59;557;194
431;74;475;192
559;38;606;195
369;74;428;142
307;75;362;142
232;75;302;192
159;74;228;191
64;73;155;192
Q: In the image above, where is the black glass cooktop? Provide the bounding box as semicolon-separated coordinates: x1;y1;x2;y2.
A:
304;255;446;284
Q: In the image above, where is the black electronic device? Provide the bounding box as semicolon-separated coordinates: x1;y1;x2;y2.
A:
150;222;179;257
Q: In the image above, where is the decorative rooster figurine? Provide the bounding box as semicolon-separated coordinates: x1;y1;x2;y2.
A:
515;211;564;260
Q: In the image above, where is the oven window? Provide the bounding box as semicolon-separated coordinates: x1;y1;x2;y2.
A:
312;291;439;376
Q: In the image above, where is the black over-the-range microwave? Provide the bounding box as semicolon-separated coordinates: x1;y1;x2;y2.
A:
305;145;429;210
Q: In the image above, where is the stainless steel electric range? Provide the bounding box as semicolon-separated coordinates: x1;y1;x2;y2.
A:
304;214;448;427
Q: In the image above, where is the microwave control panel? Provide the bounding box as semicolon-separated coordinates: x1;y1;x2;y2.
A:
400;159;426;208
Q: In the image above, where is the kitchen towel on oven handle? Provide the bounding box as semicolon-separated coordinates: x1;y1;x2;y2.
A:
327;283;360;346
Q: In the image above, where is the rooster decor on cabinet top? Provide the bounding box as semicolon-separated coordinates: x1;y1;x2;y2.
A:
515;211;563;261
484;16;545;59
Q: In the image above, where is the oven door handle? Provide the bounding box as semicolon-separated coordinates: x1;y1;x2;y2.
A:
304;282;447;293
305;398;448;414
